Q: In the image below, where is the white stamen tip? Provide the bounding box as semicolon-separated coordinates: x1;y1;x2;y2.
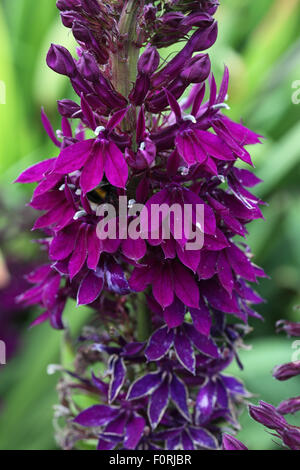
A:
178;166;189;176
56;130;63;139
59;184;66;191
75;189;82;196
94;126;105;136
139;142;146;151
73;210;87;220
212;103;230;110
128;199;136;209
183;114;197;124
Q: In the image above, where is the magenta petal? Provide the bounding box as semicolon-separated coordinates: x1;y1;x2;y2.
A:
49;225;77;260
227;243;256;282
15;158;56;183
217;251;234;295
74;405;119;427
176;244;200;272
173;262;199;308
30;311;50;328
86;227;101;270
129;266;153;292
163;297;186;328
104;141;128;188
54;139;94;174
122;237;147;261
201;278;240;313
41;107;61;147
68;226;87;280
77;270;104;305
80;142;104;194
152;264;174;308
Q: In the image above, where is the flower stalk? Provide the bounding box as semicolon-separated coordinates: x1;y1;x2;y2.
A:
16;0;268;451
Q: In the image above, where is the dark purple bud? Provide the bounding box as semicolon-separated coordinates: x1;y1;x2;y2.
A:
60;11;81;28
137;45;160;75
70;74;94;96
77;51;100;82
276;320;300;337
281;427;300;450
93;80;127;110
189;21;218;52
58;99;82;118
277;396;300;415
222;434;248;450
129;74;150;106
56;0;81;11
181;12;214;28
72;21;108;64
143;4;157;23
249;401;288;430
46;44;76;77
273;361;300;381
81;0;101;16
180;54;211;84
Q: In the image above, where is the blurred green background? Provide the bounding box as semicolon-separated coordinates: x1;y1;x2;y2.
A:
0;0;300;450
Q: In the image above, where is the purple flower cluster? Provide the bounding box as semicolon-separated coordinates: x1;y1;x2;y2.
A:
55;326;249;450
16;0;266;450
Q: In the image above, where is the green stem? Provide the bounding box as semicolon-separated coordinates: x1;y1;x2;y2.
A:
112;0;140;134
136;292;152;342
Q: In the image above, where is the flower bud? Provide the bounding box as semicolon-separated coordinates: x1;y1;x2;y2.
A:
249;401;287;430
222;434;248;450
137;45;160;75
180;54;211;83
273;361;300;381
281;427;300;450
46;44;76;77
277;396;300;415
81;0;101;16
77;51;100;82
276;320;300;337
57;99;81;118
56;0;80;12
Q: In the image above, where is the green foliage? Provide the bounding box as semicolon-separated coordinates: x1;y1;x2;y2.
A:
0;0;300;450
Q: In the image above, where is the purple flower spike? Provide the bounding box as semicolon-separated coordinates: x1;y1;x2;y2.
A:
16;0;269;451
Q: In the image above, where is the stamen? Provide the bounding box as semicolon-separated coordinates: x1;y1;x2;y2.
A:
183;114;197;124
73;210;87;220
94;126;105;136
